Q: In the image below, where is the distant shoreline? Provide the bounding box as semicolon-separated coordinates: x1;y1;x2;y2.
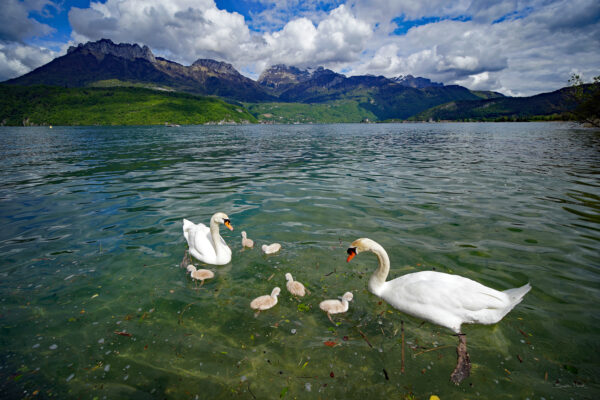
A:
0;121;585;128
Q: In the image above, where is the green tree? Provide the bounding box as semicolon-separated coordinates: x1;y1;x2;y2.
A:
568;73;600;127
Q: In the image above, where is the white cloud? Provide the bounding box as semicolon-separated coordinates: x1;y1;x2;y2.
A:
0;0;56;42
349;0;469;21
249;0;346;31
356;20;508;81
347;1;600;95
0;0;60;81
258;5;372;68
68;1;371;74
0;42;58;81
453;71;502;92
69;0;253;64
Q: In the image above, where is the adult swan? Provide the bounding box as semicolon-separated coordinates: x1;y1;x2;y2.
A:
183;212;233;265
346;238;531;384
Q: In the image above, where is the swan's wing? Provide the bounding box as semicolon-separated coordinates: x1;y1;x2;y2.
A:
400;272;506;312
186;223;217;261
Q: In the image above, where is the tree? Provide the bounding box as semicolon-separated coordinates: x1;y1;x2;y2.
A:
568;73;600;127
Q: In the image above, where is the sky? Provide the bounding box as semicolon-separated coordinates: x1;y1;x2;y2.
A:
1;0;599;96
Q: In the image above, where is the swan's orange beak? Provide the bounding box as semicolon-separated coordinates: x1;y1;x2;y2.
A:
224;219;233;231
346;248;356;262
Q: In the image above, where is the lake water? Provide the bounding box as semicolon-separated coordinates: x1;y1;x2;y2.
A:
1;123;599;399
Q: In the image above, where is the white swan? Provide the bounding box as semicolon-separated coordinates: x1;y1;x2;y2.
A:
347;238;531;383
182;212;233;265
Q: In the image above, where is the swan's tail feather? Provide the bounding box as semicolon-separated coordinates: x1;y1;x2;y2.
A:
182;219;194;241
183;219;194;231
503;282;531;307
490;283;531;322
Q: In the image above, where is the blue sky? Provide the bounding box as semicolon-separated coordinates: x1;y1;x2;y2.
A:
1;0;599;96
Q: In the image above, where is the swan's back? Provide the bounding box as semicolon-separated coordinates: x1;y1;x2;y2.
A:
262;243;281;254
379;271;531;333
287;280;306;296
250;288;280;310
319;299;348;314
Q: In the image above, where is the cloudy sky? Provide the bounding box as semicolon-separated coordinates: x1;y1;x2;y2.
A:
1;0;599;96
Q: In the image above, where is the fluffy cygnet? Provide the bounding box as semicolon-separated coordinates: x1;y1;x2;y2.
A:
319;292;353;324
285;273;307;297
186;264;215;287
262;243;281;254
250;287;281;311
241;231;254;248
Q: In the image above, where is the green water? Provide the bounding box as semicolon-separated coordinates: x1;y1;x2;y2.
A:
0;123;599;399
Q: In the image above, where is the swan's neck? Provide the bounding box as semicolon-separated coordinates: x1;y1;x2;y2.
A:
368;242;390;295
341;299;349;312
209;217;223;255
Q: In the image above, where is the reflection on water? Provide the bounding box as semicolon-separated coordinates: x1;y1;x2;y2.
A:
1;123;599;399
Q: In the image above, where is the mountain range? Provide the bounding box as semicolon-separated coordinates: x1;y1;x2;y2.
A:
2;39;581;124
5;39;273;102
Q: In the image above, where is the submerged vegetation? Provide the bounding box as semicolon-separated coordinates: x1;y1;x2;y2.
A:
0;85;257;126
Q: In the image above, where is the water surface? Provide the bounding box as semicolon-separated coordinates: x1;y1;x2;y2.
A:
1;123;599;399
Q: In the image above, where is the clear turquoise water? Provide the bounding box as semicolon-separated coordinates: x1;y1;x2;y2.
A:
0;123;599;399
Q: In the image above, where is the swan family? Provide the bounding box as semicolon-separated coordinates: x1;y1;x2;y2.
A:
182;212;531;384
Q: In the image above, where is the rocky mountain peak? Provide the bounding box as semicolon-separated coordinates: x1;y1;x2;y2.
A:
393;75;443;88
191;59;239;75
257;64;311;88
67;38;156;63
310;66;343;79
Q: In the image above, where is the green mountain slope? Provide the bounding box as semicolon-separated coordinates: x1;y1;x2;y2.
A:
0;85;257;126
363;84;484;120
410;86;580;121
246;100;377;123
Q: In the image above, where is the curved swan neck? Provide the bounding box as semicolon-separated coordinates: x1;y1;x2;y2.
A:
209;216;223;255
341;299;350;312
367;241;390;293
